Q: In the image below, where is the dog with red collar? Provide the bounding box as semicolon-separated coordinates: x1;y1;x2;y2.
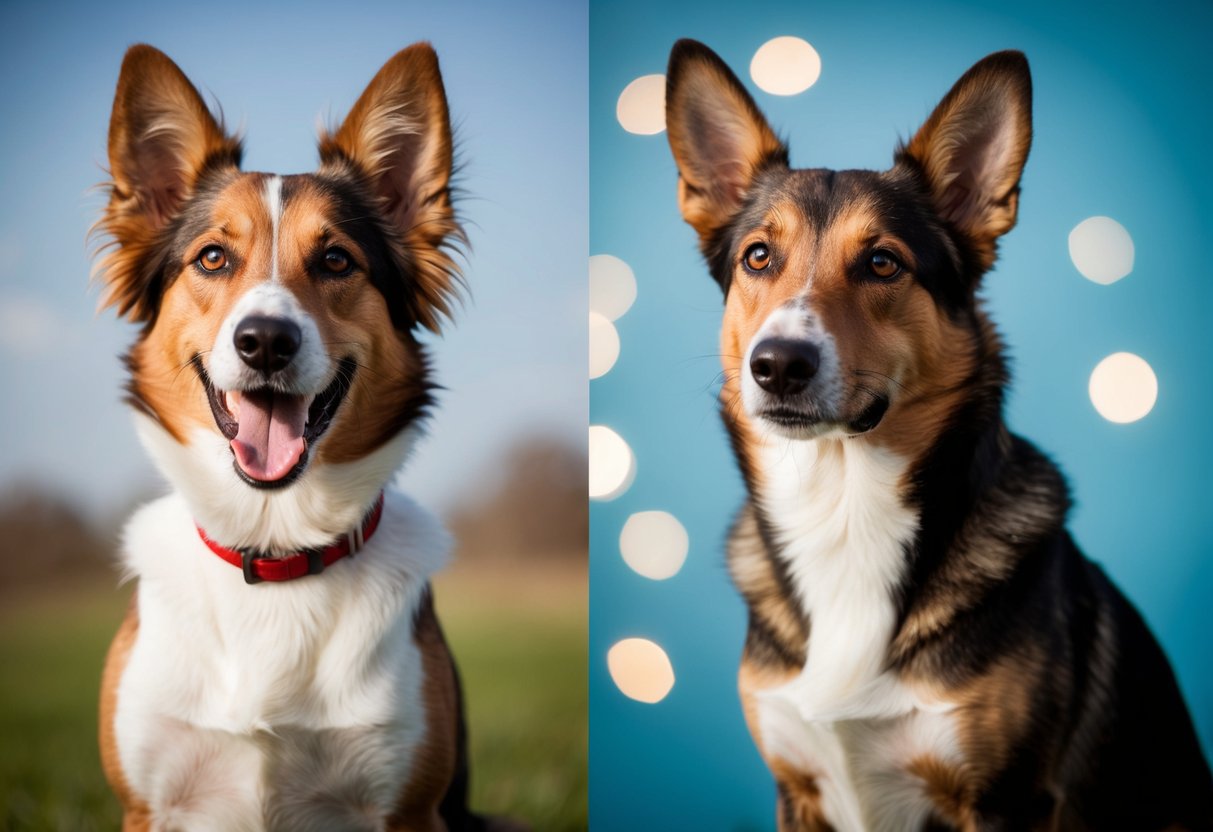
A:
94;43;511;830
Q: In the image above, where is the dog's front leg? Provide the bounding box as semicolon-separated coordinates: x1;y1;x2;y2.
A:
773;765;834;832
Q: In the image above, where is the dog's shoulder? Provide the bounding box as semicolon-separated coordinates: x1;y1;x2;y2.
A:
118;491;194;582
369;490;454;582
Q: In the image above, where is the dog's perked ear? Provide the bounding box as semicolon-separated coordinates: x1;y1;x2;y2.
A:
319;43;463;333
96;45;243;322
897;51;1032;272
666;40;788;250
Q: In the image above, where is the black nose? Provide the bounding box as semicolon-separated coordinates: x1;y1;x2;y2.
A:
234;315;302;374
750;338;820;397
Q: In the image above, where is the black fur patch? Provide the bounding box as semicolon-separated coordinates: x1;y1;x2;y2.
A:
311;163;432;332
706;164;970;315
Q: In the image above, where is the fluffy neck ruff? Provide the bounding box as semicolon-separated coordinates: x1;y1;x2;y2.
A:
197;491;385;583
754;435;920;721
134;412;422;555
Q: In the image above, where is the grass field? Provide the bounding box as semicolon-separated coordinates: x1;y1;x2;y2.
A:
0;564;586;831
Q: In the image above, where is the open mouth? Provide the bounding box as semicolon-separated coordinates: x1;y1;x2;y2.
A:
194;356;356;489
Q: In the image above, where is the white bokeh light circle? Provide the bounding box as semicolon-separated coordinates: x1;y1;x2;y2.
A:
1069;216;1135;284
589;425;635;500
750;36;821;95
616;74;666;135
589;254;637;321
607;638;675;703
620;511;689;580
589;312;620;379
1089;352;1157;423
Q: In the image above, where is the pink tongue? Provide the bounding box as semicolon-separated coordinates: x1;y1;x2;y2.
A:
230;391;311;482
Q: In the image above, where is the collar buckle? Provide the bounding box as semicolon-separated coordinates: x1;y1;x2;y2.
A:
241;550;263;585
306;547;326;576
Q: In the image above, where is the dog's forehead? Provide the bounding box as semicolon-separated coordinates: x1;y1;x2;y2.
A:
169;170;373;247
722;165;963;309
200;172;345;222
168;171;274;247
738;167;923;238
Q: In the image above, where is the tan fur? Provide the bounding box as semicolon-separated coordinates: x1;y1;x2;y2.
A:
950;648;1045;785
99;592;152;830
727;505;805;663
905;755;977;831
770;759;833;832
387;592;458;831
889;648;1047;827
889;412;1067;660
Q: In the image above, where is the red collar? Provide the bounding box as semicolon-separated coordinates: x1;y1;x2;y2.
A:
196;492;385;584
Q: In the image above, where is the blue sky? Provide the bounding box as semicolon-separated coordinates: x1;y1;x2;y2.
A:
590;0;1213;828
0;0;587;519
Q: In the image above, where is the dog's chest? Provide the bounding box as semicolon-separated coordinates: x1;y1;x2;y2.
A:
754;439;963;829
757;686;964;832
113;494;445;830
757;439;918;717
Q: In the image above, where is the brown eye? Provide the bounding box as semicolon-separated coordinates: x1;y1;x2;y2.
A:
869;251;902;279
743;243;771;272
198;245;227;272
322;247;353;276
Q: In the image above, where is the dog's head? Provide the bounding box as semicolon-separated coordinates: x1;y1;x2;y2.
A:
93;44;462;515
93;45;463;546
666;41;1030;459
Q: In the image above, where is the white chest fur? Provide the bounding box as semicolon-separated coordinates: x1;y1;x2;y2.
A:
754;438;961;831
113;491;449;831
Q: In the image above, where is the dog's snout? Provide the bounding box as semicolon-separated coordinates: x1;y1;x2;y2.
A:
234;315;302;374
750;338;820;397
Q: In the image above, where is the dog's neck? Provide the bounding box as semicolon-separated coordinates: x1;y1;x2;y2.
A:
752;434;920;720
742;348;1011;717
134;413;422;554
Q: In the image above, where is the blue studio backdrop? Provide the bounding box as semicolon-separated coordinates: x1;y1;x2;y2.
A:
590;1;1213;828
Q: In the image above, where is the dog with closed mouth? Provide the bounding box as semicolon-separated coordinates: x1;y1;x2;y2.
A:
664;40;1212;830
94;43;516;831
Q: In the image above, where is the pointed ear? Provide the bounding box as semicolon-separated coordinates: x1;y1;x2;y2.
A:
319;42;463;332
96;44;242;321
665;39;787;245
898;51;1032;269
